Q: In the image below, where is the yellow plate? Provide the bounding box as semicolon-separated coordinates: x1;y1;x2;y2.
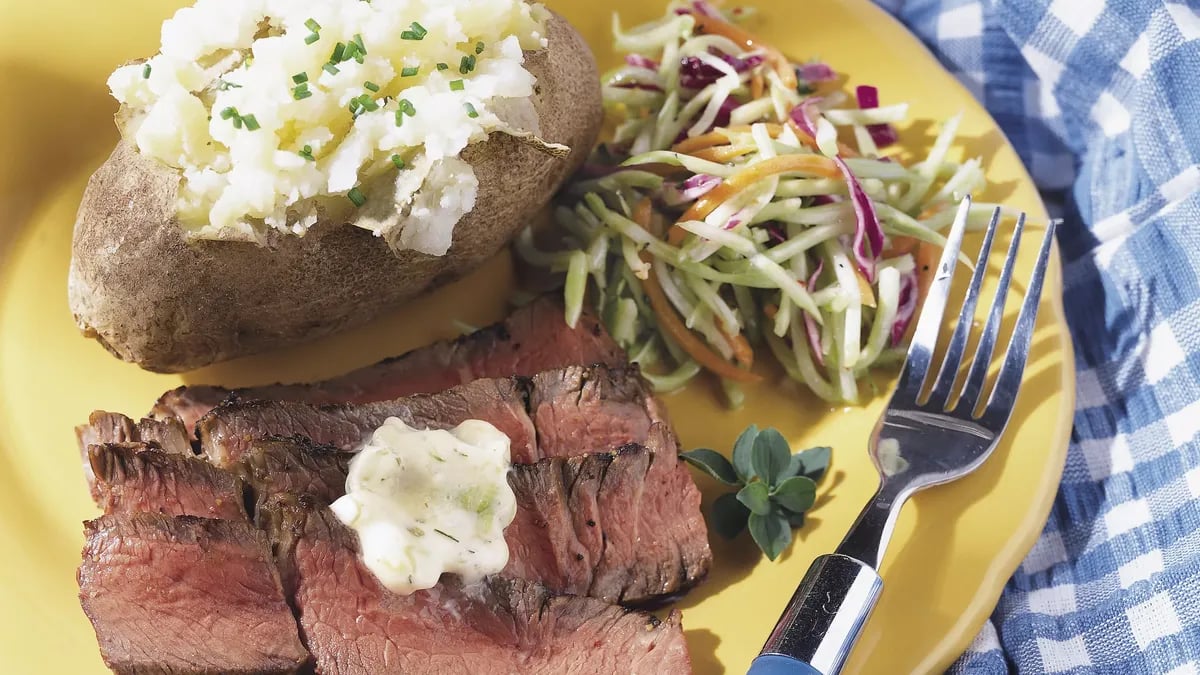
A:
0;1;1074;673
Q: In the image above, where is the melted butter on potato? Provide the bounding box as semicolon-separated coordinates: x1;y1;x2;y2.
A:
108;0;550;255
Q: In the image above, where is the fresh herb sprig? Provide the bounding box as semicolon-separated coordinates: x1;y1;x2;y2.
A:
681;426;831;560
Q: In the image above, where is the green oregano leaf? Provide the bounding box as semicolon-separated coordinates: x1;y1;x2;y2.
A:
680;449;741;486
751;428;791;486
771;476;818;514
749;511;792;561
736;481;771;516
712;492;749;539
731;424;758;482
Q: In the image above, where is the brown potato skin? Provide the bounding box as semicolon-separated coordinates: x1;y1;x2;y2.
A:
69;13;601;373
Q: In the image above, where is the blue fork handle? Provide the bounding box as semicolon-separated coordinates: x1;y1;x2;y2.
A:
747;554;884;675
748;654;823;675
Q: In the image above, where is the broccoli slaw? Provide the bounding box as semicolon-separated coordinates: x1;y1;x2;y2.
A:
519;1;1003;406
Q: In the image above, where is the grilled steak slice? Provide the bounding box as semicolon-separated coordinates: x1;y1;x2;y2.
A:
78;514;309;674
287;508;692;675
506;425;708;604
238;439;353;509
153;297;625;434
200;365;662;468
77;412;192;498
528;365;671;459
240;426;710;604
89;443;248;521
200;376;534;468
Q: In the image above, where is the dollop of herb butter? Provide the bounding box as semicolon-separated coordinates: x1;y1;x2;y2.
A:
330;417;516;595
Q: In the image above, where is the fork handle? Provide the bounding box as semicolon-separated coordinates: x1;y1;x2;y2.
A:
748;554;883;675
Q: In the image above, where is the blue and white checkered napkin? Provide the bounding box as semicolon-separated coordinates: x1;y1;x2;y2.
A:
868;0;1200;671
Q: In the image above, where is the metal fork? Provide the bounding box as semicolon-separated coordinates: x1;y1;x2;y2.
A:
747;197;1059;675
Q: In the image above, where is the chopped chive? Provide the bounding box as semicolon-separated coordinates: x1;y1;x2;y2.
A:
219;107;237;120
330;42;346;62
394;109;404;126
391;154;405;169
323;63;340;76
364;81;380;92
464;102;479;118
304;32;320;45
305;18;321;32
436;62;449;71
242;114;260;131
475;41;485;54
142;63;152;79
359;97;379;112
401;66;419;77
450;79;465;91
293;84;311;100
299;145;315;161
353;34;367;54
398;98;415;116
348;187;366;207
402;22;427;41
232;116;244;129
292;72;308;84
459;55;476;74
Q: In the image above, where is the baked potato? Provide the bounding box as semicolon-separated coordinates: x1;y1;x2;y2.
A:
69;7;601;373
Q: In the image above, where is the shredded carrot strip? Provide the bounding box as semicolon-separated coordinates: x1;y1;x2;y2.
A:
642;270;762;383
633;197;654;234
630;198;760;382
668;154;841;244
917;204;946;220
689;14;797;90
751;70;765;100
914;239;940;301
883;235;918;257
723;330;755;368
671;131;733;154
689;145;756;163
856;269;878;309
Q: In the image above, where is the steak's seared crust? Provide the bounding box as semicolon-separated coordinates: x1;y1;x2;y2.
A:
288;508;692;675
90;443;248;521
198;364;663;468
78;514;309;675
151;297;625;434
77;412;192;499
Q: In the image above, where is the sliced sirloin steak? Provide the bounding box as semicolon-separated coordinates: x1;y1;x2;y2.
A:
78;514;309;675
76;411;192;498
89;443;249;522
239;424;709;605
152;296;626;434
282;506;692;675
198;364;664;468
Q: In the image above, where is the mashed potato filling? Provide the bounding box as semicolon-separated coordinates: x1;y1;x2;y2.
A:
108;0;551;255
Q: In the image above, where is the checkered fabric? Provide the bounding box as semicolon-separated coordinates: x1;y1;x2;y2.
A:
865;0;1200;672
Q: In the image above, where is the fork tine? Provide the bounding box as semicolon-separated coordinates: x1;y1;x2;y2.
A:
896;195;973;397
958;211;1027;412
984;219;1059;424
926;207;1003;409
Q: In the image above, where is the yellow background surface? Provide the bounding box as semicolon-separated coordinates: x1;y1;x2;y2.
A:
0;0;1074;673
